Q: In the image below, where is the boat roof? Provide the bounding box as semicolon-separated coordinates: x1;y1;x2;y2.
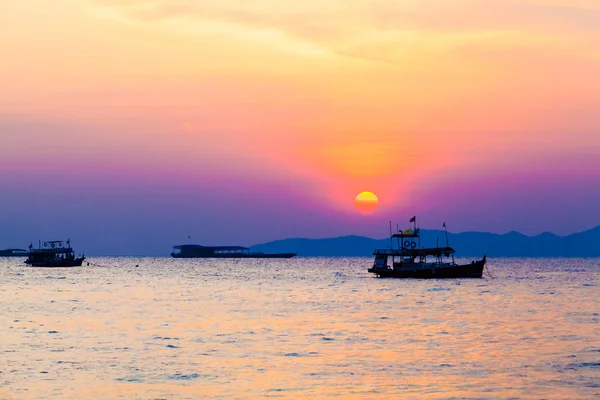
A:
39;240;70;247
374;246;455;256
391;233;420;238
173;245;249;251
30;248;74;254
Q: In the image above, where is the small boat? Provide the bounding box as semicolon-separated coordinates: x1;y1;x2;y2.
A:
171;245;297;259
368;217;486;279
0;248;28;257
25;240;86;267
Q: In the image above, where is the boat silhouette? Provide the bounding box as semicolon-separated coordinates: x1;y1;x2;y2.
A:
368;217;486;279
25;240;86;267
0;248;28;257
171;245;296;259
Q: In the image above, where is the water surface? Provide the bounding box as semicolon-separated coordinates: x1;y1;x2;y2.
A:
1;257;598;399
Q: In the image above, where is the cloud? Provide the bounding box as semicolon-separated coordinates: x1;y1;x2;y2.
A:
87;0;600;64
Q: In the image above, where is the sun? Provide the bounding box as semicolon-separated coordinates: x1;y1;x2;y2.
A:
354;191;379;214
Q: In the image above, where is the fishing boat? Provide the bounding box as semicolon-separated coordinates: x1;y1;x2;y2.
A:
368;217;486;279
25;240;86;267
171;245;297;259
0;248;28;257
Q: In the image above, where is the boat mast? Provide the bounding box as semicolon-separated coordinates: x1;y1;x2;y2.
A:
415;217;420;250
444;222;455;264
444;222;449;247
388;221;394;266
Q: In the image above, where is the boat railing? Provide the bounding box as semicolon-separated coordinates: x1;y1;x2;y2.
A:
391;232;420;239
374;248;411;256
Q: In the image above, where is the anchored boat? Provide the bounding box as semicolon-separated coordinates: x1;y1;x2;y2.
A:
25;240;86;267
171;245;297;259
368;217;486;279
0;248;28;257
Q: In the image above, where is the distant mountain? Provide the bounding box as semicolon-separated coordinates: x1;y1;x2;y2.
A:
250;226;600;257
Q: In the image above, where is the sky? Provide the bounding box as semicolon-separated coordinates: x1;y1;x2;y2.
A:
1;0;599;255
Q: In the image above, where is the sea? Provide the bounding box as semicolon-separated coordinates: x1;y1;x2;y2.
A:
1;257;598;400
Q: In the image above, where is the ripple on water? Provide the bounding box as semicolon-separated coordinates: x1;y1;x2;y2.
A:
168;373;200;380
116;377;143;383
565;362;600;370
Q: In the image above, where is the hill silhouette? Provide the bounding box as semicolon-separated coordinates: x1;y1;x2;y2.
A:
250;226;600;257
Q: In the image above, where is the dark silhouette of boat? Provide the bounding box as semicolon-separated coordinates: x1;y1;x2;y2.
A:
171;245;296;259
25;240;86;267
368;217;486;279
0;248;28;257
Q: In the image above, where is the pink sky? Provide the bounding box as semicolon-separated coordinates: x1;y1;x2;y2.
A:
1;0;599;254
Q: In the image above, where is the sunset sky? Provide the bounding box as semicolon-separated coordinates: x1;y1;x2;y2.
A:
1;0;599;254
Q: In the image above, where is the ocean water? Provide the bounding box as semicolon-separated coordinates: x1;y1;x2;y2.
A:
1;257;598;399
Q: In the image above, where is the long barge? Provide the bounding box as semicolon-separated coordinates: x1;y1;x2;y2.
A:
171;245;296;259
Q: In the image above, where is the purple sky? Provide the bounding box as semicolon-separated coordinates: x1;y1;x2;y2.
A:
1;0;600;255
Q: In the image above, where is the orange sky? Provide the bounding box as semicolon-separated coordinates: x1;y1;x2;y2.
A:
1;0;599;247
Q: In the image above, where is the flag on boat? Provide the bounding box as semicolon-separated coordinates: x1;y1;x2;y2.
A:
443;222;446;228
28;243;32;249
409;216;416;223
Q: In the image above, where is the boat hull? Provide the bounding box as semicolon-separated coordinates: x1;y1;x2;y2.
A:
368;258;486;279
25;257;86;268
172;253;297;259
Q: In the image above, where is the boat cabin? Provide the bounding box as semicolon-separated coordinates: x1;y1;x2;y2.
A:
372;227;456;271
171;245;250;258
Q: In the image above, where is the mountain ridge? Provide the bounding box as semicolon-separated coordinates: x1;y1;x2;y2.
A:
250;226;600;257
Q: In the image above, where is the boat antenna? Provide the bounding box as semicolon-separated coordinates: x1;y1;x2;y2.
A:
443;222;449;247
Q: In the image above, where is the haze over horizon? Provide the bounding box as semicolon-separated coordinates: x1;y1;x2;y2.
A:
1;0;599;255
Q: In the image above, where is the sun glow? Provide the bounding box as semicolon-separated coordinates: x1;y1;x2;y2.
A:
354;191;379;214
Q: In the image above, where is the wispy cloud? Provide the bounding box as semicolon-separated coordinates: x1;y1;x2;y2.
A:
87;0;600;63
